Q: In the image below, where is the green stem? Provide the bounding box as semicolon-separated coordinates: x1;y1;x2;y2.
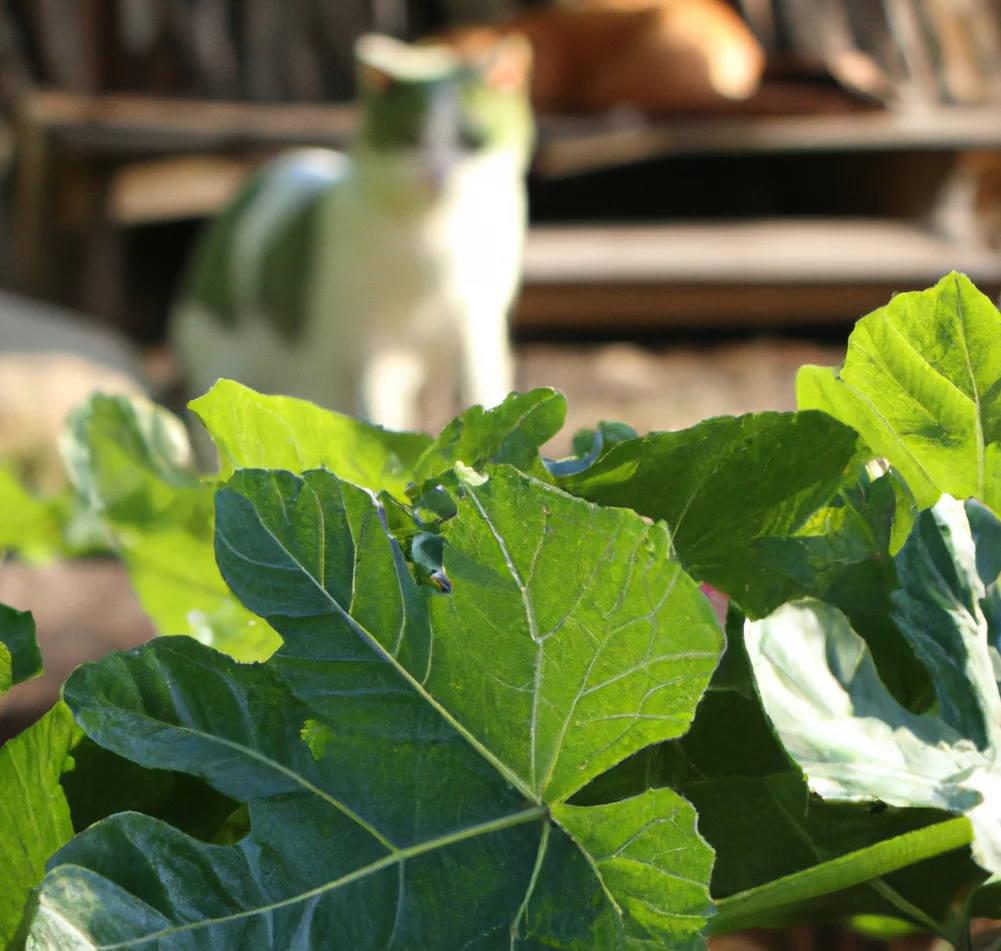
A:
708;817;973;935
870;879;957;945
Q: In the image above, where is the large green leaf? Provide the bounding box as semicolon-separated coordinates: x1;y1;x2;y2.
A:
26;463;723;948
0;703;76;948
217;463;722;803
798;272;1001;512
189;379;430;492
557;411;863;617
746;496;1001;879
62;393;278;661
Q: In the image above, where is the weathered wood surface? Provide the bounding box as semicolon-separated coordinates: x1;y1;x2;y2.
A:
522;220;1001;285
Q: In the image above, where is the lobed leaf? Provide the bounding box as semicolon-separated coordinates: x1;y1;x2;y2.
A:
557;411;864;617
215;463;723;803
25;462;723;948
798;272;1001;513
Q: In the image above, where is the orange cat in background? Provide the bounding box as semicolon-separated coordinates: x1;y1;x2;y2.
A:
445;0;766;114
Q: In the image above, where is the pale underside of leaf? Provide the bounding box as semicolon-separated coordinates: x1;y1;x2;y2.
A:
747;598;1001;876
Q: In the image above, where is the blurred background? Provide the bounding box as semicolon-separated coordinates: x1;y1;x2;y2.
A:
5;0;1001;735
6;0;1001;436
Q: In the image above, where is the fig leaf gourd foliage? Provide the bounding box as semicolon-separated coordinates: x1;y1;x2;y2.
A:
4;273;1001;949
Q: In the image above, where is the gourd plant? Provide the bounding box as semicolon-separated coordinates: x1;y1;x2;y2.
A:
3;271;1001;949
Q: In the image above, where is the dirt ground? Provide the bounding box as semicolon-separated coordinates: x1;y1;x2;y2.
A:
517;337;845;455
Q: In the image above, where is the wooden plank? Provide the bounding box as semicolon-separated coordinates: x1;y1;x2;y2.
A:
24;91;1001;173
534;106;1001;176
513;280;1001;330
19;90;357;154
521;220;1001;285
108;155;254;225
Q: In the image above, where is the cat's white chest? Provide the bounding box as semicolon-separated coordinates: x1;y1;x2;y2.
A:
298;149;525;425
173;147;526;429
307;150;525;346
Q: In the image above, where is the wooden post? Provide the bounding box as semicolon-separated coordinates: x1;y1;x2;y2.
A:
243;0;284;100
315;0;372;99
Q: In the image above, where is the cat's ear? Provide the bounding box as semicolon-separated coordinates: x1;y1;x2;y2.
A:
481;34;533;91
355;34;405;93
447;28;533;91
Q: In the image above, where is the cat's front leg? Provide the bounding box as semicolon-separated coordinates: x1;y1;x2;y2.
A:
360;349;427;432
458;300;514;411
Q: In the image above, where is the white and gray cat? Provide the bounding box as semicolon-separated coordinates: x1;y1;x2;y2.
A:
171;32;534;432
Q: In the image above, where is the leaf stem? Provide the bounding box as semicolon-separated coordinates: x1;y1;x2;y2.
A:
870;878;958;945
510;820;551;948
707;817;973;935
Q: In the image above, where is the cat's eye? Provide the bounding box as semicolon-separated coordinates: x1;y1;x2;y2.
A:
459;121;488;151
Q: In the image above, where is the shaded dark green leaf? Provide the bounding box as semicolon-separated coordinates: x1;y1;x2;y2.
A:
0;603;41;687
558;411;863;617
579;606;979;935
61;736;240;842
747;497;1001;878
25;461;722;948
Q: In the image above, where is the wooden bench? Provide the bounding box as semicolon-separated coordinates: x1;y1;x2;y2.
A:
11;90;1001;334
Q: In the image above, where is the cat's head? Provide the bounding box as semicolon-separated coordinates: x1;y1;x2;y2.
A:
354;33;534;166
